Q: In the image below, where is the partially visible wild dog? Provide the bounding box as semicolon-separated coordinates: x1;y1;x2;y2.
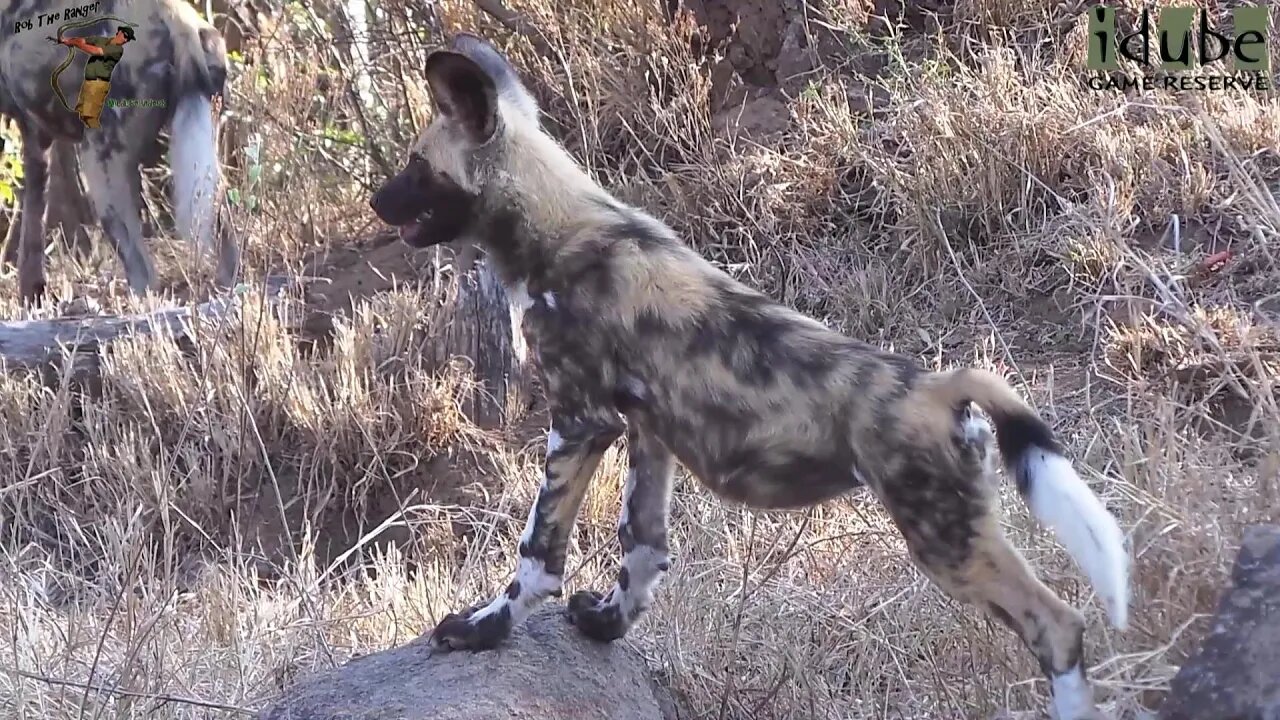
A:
369;34;1131;720
2;0;271;277
0;0;239;303
1;0;276;272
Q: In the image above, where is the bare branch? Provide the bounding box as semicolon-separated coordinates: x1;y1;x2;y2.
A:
2;665;256;715
470;0;556;59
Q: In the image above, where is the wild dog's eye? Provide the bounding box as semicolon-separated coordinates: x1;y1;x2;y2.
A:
405;154;433;182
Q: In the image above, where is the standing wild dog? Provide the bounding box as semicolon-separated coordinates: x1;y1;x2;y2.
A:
369;34;1131;720
0;0;238;303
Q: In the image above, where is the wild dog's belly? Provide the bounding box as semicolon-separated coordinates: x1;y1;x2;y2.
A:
705;451;864;509
636;409;865;509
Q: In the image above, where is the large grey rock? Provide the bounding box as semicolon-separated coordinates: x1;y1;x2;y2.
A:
1158;524;1280;720
257;605;677;720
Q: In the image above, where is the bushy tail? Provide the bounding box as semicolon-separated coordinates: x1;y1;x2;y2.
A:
167;12;228;257
929;368;1131;629
170;93;220;255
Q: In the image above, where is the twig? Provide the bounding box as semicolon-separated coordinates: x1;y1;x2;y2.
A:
932;209;1030;391
716;514;758;720
716;511;812;720
747;660;794;718
2;665;255;715
81;507;145;720
314;489;420;588
471;0;556;59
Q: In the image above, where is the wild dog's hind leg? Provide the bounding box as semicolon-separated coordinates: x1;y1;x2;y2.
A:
939;519;1101;720
10;124;52;303
429;407;624;651
877;413;1103;720
1;196;19;267
568;421;674;641
47;140;94;258
78;136;153;294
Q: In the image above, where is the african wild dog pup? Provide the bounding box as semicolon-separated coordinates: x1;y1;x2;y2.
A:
0;0;238;303
369;33;1131;720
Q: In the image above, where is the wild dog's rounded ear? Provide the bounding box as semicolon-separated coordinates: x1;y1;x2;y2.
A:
450;32;496;55
450;33;516;80
449;32;540;122
424;49;500;145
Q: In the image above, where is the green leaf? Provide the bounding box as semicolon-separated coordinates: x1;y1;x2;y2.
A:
322;126;364;145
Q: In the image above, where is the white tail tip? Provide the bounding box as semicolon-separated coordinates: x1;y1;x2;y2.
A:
170;93;220;255
1024;449;1131;630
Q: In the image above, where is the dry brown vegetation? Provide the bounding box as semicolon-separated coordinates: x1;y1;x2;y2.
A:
2;0;1279;718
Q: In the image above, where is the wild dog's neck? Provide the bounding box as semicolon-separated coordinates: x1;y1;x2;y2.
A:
505;125;610;230
468;205;546;289
472;125;620;291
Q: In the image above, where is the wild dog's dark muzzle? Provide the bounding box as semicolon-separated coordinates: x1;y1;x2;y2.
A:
370;167;480;249
369;172;421;226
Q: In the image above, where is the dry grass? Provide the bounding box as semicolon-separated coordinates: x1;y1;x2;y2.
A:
2;0;1279;718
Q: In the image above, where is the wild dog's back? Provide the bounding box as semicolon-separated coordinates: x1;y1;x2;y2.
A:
539;204;923;509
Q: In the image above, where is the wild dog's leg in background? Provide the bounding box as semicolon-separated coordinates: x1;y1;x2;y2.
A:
15;123;52;303
5;141;97;271
875;410;1106;720
211;207;239;288
47;140;94;258
77;136;153;293
568;421;674;641
429;404;625;651
211;192;240;288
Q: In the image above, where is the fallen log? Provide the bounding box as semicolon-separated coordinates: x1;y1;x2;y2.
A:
0;275;295;379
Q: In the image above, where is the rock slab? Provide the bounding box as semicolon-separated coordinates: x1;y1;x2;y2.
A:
257;605;676;720
1158;524;1280;720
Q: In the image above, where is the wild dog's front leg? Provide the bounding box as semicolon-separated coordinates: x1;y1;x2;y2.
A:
78;135;154;294
12;125;52;303
429;412;623;651
569;422;674;642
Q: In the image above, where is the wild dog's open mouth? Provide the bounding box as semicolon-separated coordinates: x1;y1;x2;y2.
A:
397;212;432;245
397;220;421;240
386;192;474;249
